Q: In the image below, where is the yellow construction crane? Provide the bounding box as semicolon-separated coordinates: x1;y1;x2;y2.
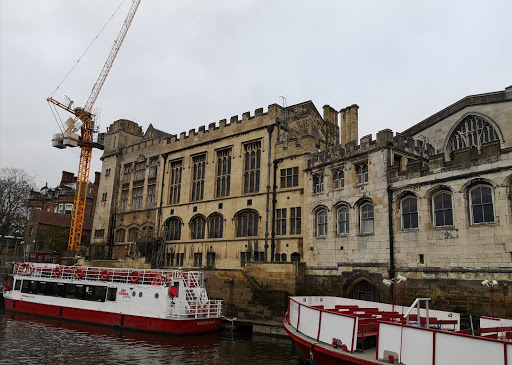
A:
48;0;141;251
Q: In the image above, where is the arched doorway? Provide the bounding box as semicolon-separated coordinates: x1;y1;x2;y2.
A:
349;279;380;302
290;252;300;262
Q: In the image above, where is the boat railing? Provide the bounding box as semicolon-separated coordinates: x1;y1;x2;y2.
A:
404;297;431;327
167;299;222;320
14;262;204;288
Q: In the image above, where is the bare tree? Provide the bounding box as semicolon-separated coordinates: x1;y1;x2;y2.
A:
0;167;35;237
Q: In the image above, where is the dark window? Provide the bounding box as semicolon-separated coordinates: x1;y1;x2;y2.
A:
280;167;299;188
177;253;184;267
208;213;223;239
169;160;183;204
274;254;281;262
94;229;105;239
147;184;156;208
316;209;327;237
115;229;125;243
236;210;259;237
291;252;300;262
190;215;206;240
164;218;181;241
448;114;500;157
135;160;146;181
433;192;453;227
191;154;206;201
470;185;494;224
281;253;287;262
194;253;203;267
14;279;21;291
207;252;216;268
107;287;117;301
401;197;419;230
216;148;231;197
243;141;261;194
313;174;324;193
276;208;287;235
149;158;158;178
121;190;128;212
132;187;143;210
123;164;131;183
290;207;301;235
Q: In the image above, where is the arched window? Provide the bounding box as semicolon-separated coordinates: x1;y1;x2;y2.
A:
164;217;181;241
337;206;349;235
291;252;300;262
433;191;453;227
208;213;224;238
401;196;418;230
470;185;494;224
447;114;500;157
115;229;125;243
128;227;139;242
333;170;344;189
281;253;287;262
360;203;374;234
236;210;259;237
190;215;206;240
356;163;369;184
316;209;328;237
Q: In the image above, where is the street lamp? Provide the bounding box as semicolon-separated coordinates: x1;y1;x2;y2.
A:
482;279;498;319
383;275;407;313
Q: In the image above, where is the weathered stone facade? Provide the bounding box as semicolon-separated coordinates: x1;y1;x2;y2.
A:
304;86;512;317
90;102;339;270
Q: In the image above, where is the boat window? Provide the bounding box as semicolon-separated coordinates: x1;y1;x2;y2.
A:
14;279;21;291
21;280;30;293
91;286;106;302
37;282;47;295
107;287;117;301
75;285;85;300
29;280;38;294
65;284;76;299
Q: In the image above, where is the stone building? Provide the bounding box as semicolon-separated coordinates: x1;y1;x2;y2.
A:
24;171;100;254
304;86;512;316
90;102;340;268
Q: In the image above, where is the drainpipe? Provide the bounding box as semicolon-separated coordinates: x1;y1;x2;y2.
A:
156;153;169;238
387;185;395;302
272;158;284;261
264;125;275;262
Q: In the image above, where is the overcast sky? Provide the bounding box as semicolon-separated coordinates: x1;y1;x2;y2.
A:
1;0;510;188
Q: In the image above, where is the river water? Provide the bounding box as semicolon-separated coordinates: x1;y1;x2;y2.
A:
0;310;301;365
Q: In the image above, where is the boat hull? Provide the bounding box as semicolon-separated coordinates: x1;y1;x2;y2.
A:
284;322;379;365
5;298;221;335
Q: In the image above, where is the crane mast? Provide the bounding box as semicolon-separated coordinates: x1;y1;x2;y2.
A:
48;0;141;251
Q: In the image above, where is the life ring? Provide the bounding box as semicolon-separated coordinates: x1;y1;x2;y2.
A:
151;276;162;286
168;286;178;297
75;267;84;279
189;302;197;315
53;266;62;278
100;269;110;281
20;263;33;275
130;270;140;284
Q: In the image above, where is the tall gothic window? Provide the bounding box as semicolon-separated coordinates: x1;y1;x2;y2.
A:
121;190;128;211
208;213;224;238
135;160;146;181
360;203;374;234
128;227;139;242
433;191;453;227
448;114;500;157
316;209;327;237
169;160;182;204
115;229;125;243
470;185;494;224
123;164;131;183
236;210;259;237
243;141;261;194
337;206;349;235
313;174;324;193
164;217;182;241
276;208;287;235
216;148;231;197
191;154;206;201
190;215;206;240
147;184;156;208
149;158;158;178
290;207;301;235
401;196;419;230
132;187;143;210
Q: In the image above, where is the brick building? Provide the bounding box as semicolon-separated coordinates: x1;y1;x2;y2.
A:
24;171;100;254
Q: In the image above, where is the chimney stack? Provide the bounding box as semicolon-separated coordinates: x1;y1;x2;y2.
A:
340;104;359;148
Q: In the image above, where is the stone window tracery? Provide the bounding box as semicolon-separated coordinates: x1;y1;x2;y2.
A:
169;160;182;204
244;141;261;194
164;217;181;241
236;210;259;237
216;148;231;197
191;154;206;201
208;213;224;239
447;115;499;157
190;215;206;240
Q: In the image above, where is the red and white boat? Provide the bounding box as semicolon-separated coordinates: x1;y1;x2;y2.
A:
2;262;222;334
284;296;512;365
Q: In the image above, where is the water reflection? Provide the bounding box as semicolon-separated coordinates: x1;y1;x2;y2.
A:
0;311;300;365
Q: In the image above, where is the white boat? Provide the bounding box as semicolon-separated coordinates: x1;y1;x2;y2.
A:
2;262;222;334
284;296;512;365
